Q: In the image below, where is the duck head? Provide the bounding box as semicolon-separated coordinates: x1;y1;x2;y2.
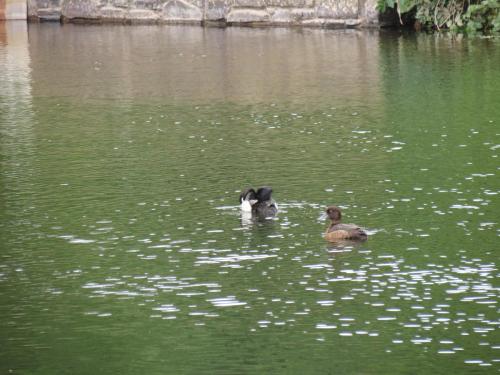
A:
256;186;273;202
326;206;342;224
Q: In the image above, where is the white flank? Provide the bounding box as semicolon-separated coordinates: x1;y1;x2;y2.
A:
241;200;252;212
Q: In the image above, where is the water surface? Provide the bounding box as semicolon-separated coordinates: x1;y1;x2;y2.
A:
0;22;499;374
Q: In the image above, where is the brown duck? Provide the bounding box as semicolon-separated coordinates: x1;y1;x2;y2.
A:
324;206;367;241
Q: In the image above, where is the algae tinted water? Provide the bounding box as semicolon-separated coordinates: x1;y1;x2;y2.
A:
1;22;499;374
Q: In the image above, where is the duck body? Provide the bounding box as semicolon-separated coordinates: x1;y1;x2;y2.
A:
325;223;367;241
253;198;278;218
324;206;367;241
240;186;278;218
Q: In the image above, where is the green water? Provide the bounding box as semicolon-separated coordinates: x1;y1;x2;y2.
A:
0;22;499;374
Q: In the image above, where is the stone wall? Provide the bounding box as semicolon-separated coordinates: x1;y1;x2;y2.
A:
27;0;380;27
1;0;27;19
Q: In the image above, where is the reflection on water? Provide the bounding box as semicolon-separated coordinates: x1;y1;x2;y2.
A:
27;23;381;105
0;23;499;374
0;21;35;231
0;21;32;113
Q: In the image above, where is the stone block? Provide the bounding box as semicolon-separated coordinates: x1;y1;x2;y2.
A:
265;0;314;7
359;0;379;26
345;18;361;27
268;7;315;23
162;0;202;21
37;7;62;21
290;7;315;20
126;8;160;21
233;0;266;7
302;18;346;28
28;0;39;17
268;7;293;23
4;0;29;19
61;0;101;19
316;0;357;19
100;6;126;20
227;8;270;23
33;0;62;8
187;0;203;7
205;0;228;21
132;0;164;11
111;0;130;8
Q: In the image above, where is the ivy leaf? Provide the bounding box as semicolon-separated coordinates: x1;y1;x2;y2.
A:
399;0;418;13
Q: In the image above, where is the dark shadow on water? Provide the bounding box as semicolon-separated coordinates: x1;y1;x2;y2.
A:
240;211;279;228
240;212;282;246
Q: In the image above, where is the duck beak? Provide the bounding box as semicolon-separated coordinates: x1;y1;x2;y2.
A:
250;199;258;205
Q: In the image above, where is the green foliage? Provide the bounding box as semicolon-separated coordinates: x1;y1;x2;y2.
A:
463;0;500;33
377;0;500;33
377;0;419;12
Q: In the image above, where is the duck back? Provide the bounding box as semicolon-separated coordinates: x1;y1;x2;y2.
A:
253;200;278;218
325;223;367;241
